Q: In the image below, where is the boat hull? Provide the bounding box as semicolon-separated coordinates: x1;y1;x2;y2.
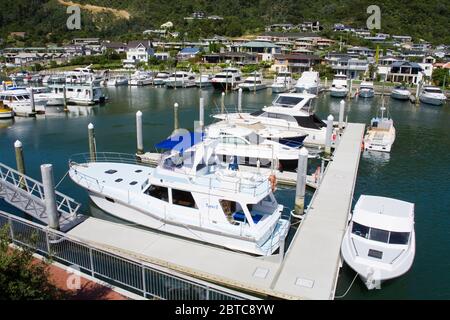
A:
390;91;410;100
295;85;318;94
239;84;267;91
359;90;374;98
88;191;278;256
419;95;445;106
330;89;348;98
166;81;196;88
0;110;14;119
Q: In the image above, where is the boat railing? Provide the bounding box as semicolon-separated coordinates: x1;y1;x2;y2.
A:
69;152;143;166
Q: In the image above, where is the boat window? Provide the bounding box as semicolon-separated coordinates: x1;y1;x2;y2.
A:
274;96;303;107
219;200;241;225
105;169;117;174
115;178;123;183
171;189;197;209
294;115;326;129
134;169;143;173
369;227;389;243
129;181;138;186
389;232;410;245
145;185;169;202
250;110;264;117
245;132;265;144
352;222;369;239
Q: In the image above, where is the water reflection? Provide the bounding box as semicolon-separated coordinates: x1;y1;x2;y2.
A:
362;150;391;164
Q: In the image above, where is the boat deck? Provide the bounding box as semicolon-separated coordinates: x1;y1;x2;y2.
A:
67;123;364;299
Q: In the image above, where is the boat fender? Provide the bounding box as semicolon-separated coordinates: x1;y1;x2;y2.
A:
268;174;277;192
332;133;337;141
313;166;321;183
361;141;365;152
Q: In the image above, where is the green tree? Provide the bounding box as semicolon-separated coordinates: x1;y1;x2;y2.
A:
432;68;450;88
0;225;62;300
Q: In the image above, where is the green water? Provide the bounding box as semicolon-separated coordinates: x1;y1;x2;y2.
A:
1;86;449;299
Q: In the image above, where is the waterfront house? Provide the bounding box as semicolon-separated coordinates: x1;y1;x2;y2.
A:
271;53;321;74
101;41;127;54
347;46;375;58
327;55;369;79
202;52;257;65
386;61;423;84
123;41;154;68
239;41;281;61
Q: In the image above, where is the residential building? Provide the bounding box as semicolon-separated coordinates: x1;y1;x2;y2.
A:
123;40;154;68
177;47;201;61
202;52;257;65
347;46;375;58
386;61;423;84
327;55;369;79
271;54;321;74
101;41;127;54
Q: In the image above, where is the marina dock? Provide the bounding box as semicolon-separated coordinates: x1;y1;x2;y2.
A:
47;122;363;299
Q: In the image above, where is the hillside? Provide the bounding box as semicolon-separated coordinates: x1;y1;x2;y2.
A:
1;0;449;45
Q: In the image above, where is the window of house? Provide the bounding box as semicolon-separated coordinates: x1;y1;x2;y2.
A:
145;185;169;202
171;189;197;208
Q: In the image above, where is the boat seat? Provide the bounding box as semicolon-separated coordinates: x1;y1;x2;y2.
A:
232;211;263;224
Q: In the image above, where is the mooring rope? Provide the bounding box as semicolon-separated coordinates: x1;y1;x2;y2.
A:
55;170;70;189
334;272;358;299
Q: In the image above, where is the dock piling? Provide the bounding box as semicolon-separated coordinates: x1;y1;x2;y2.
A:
174;103;179;131
136;111;144;155
88;123;96;162
63;85;68;111
40;164;60;230
30;89;36;114
14;140;27;189
294;147;309;215
199;97;205;130
325;114;334;156
238;88;243;112
221;92;225;114
339;100;345;130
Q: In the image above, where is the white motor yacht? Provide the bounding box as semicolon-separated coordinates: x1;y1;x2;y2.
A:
364;106;396;153
211;68;243;91
271;71;296;93
129;71;153;86
195;74;213;88
48;84;106;105
330;74;349;98
69;145;290;256
390;85;411;100
295;71;320;94
239;73;266;92
359;81;375;98
65;65;102;85
341;195;415;290
165;71;197;88
0;101;14;119
214;92;334;146
106;76;129;86
0;88;36;117
153;72;170;85
419;86;447;106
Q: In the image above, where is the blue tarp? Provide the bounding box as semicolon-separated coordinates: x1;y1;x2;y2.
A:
155;131;205;153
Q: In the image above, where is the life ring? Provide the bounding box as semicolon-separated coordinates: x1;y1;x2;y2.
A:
268;174;277;192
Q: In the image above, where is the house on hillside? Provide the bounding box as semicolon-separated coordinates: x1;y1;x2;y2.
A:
271;54;321;74
177;47;201;61
123;40;154;68
386;61;424;84
101;41;127;54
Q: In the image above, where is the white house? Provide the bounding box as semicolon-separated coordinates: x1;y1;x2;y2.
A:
123;41;154;68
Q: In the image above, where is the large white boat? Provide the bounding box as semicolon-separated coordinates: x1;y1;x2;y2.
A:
271;71;296;93
48;84;106;105
211;68;243;91
364;106;396;153
0;88;36;116
358;81;375;98
165;71;197;88
214;92;333;146
341;195;415;290
295;71;320;94
419;86;447;106
69;147;290;256
195;74;213;87
329;74;349;98
153;72;170;85
390;85;411;100
205;124;305;171
239;73;266;91
42;74;66;85
65;65;102;85
106;76;129;87
129;71;153;86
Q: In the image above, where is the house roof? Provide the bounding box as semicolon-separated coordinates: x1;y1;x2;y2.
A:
242;41;280;48
391;61;422;68
127;40;152;50
274;53;320;60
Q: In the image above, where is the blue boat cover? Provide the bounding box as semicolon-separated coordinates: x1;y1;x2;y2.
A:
155;131;205;152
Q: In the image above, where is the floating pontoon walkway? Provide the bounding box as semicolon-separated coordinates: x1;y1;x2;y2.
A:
66;123;364;299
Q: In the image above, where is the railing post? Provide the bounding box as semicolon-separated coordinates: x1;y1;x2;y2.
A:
89;247;95;277
136;111;144;155
142;265;147;298
8;215;14;240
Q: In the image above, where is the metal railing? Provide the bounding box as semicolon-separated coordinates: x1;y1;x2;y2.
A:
69;152;144;166
0;210;255;300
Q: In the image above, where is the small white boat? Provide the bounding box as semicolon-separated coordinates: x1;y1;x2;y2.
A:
153;72;170;86
295;71;320;94
330;74;349;98
358;81;375;98
0;101;14;119
165;71;197;88
129;71;153;86
341;195;415;290
48;84;106;105
65;65;102;85
107;76;129;86
271;72;296;93
211;68;243;91
239;73;267;91
195;74;213;87
390;85;411;100
419;86;447;106
364;106;396;153
69;145;290;256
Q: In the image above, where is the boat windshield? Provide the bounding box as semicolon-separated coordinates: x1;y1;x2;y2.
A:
273;95;303;107
215;74;233;79
424;88;443;94
245;132;265;144
352;222;410;245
